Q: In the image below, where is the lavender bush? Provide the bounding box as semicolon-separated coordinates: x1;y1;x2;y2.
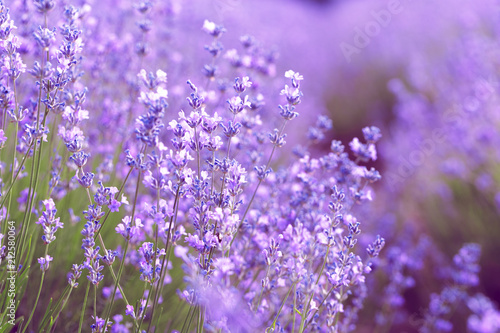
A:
0;0;499;333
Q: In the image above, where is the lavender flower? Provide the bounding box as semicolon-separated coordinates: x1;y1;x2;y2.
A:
419;243;482;333
2;1;496;332
467;294;500;333
38;255;53;272
35;198;63;244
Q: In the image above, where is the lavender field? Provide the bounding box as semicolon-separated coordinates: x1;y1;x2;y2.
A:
0;0;499;332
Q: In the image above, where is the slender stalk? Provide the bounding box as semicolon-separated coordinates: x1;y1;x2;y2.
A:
102;167;142;330
166;299;188;332
139;283;155;332
78;281;91;333
145;178;162;331
186;306;198;333
228;119;289;253
292;283;297;333
102;239;130;330
194;126;201;179
21;246;49;333
50;288;73;333
93;284;97;325
147;184;182;332
298;244;331;332
48;166;134;331
103;257;133;308
40;284;72;331
197;305;205;333
0;139;34;210
255;264;272;311
18;103;51;264
301;286;336;332
4;122;18;231
17;32;49;260
268;282;296;331
4;77;19;234
15;139;38;258
180;305;194;333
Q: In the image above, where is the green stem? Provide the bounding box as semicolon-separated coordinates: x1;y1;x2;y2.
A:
21;246;49;333
292;283;297;333
228;119;288;253
78;281;90;333
50;288;73;333
180;305;194;333
255;265;271;311
194;126;201;180
145;185;161;332
93;284;97;325
0;139;34;210
102;239;130;330
302;286;335;332
47;167;133;331
4;122;18;233
186;306;198;333
298;245;331;332
147;184;181;332
268;282;296;331
102;167;142;330
197;305;204;333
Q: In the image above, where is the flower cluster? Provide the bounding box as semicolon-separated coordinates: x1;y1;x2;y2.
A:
35;198;62;245
0;1;497;333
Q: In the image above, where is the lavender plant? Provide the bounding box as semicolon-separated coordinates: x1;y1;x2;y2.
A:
0;1;388;332
0;0;497;332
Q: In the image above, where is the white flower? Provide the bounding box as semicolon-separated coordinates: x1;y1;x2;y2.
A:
202;20;216;34
285;70;304;82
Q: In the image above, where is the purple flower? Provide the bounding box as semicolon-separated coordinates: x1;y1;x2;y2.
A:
36;198;63;244
467;294;500;333
115;216;143;241
67;264;83;288
138;242;165;283
33;0;55;13
101;249;119;266
280;84;302;105
268;128;286;147
284;70;304;88
90;316;109;333
0;129;6;148
233;76;252;93
349;137;377;162
102;286;122;299
33;26;56;50
85;255;104;286
279;104;299;122
227;95;250;115
453;243;481;287
367;235;385;258
77;172;94;188
202;20;226;38
362;126;382;143
108;199;121;212
38;255;53;272
125;305;136;320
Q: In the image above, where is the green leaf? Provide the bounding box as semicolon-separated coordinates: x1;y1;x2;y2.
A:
38;298;53;332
